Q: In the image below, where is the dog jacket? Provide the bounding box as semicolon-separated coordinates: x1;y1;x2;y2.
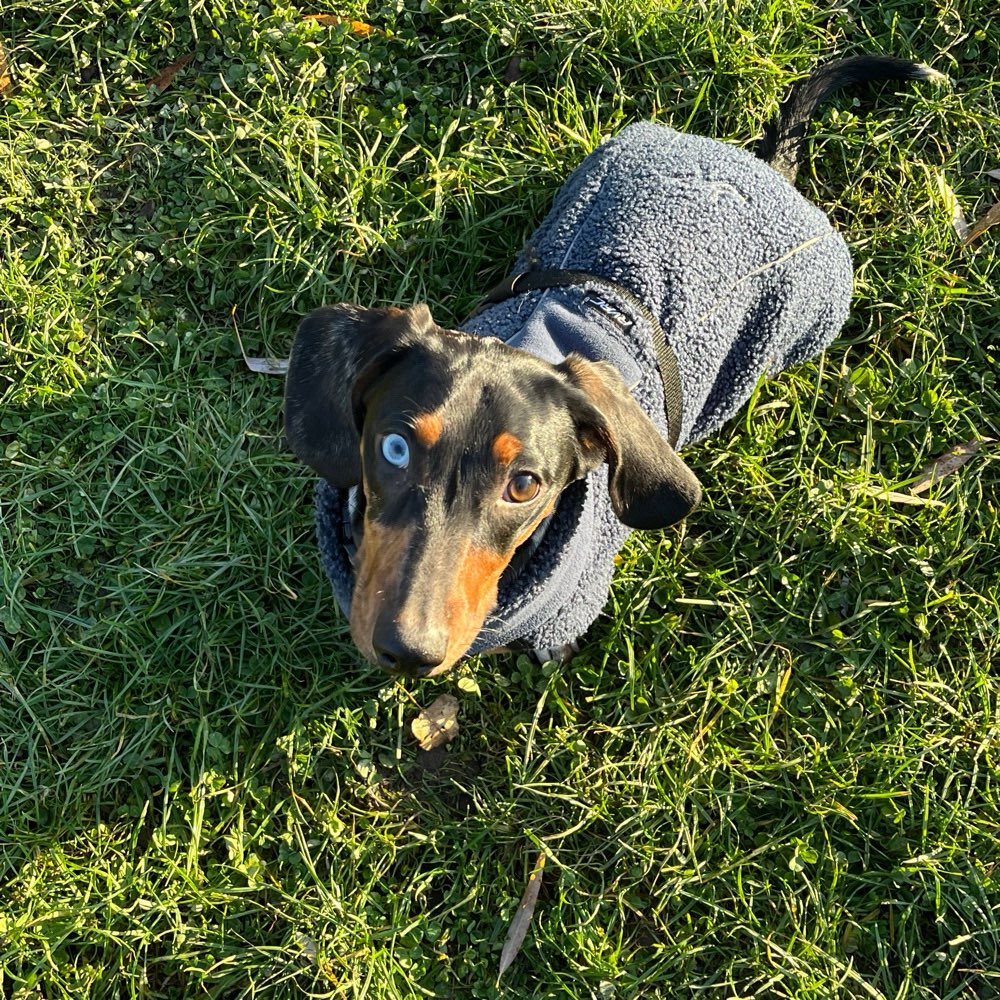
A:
316;121;853;656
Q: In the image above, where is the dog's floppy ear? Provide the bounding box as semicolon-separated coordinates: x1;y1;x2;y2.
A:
284;303;435;487
558;355;701;529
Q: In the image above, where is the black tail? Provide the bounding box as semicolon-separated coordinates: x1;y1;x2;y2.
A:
757;55;945;182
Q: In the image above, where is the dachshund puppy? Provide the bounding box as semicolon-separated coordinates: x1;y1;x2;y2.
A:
285;55;940;676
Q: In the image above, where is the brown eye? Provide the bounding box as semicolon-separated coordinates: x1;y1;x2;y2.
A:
503;473;541;504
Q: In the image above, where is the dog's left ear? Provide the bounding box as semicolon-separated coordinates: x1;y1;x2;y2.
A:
558;355;702;530
284;303;435;487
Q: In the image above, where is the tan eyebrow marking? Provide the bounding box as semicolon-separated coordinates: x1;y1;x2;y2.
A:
492;431;522;466
413;412;443;448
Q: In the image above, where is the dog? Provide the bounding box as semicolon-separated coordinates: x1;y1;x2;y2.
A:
284;55;940;678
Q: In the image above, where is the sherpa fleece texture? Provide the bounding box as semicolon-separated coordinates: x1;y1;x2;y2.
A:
315;121;854;656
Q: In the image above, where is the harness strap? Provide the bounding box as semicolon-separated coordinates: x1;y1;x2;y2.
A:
472;268;684;448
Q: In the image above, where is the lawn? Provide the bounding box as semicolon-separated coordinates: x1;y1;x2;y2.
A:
1;1;998;997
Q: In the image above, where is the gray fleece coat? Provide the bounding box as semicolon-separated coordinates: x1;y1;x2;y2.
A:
316;121;853;655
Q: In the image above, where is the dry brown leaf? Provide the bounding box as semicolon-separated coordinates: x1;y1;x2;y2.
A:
411;694;459;751
909;438;994;495
0;37;13;97
244;356;289;375
963;200;1000;245
498;852;546;980
303;13;379;35
149;52;193;93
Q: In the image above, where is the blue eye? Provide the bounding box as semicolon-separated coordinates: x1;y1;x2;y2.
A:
381;433;409;468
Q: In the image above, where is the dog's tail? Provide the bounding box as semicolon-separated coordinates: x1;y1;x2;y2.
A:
757;55;946;182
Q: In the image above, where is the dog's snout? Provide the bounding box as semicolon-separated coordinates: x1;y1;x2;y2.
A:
372;621;447;677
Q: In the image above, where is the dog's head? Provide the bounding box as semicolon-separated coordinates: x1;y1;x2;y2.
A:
284;304;701;676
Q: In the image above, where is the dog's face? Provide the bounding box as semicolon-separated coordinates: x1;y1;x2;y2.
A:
350;334;586;673
285;304;700;677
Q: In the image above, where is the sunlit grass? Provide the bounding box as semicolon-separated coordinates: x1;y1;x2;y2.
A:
1;1;998;997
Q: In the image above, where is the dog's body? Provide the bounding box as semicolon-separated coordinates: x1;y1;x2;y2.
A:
285;55;940;677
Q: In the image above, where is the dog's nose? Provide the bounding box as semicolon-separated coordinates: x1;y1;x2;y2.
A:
372;624;447;677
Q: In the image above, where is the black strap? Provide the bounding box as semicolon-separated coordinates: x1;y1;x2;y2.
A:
471;268;683;448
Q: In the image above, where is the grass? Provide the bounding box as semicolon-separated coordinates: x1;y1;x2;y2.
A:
1;0;998;996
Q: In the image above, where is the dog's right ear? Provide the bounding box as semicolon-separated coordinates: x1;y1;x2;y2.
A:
284;304;435;487
558;355;702;530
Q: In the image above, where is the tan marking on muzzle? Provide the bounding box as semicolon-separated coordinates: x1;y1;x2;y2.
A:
350;519;414;663
440;541;508;671
433;499;558;673
352;497;559;675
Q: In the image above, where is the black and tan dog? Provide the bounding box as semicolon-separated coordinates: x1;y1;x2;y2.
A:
285;55;940;677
